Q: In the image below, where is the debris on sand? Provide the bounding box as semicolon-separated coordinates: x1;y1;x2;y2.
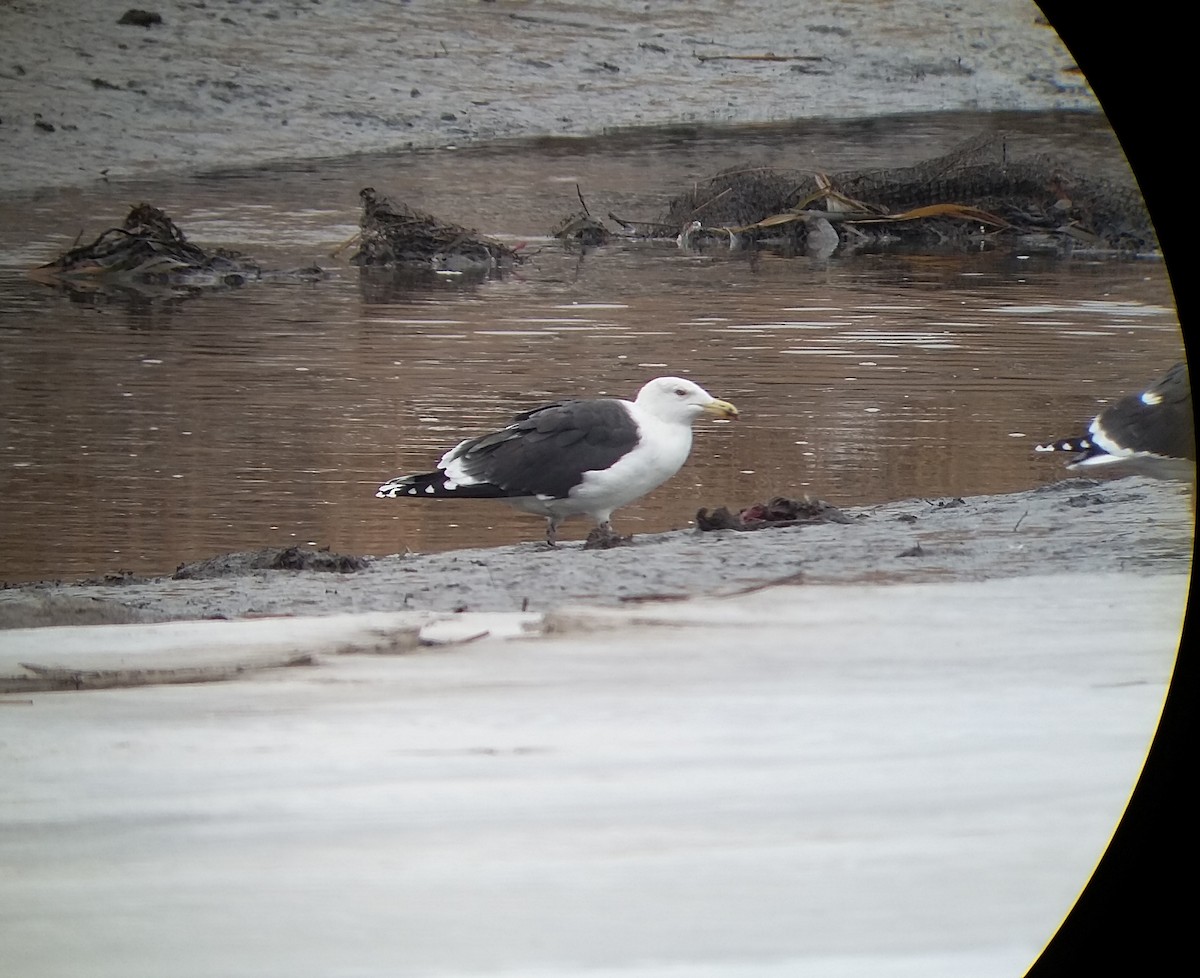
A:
582;527;634;550
31;203;321;294
173;546;369;580
696;495;856;532
568;134;1155;256
117;9;163;28
348;187;523;272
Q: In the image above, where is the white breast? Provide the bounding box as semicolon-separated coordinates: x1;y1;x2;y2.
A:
568;414;694;516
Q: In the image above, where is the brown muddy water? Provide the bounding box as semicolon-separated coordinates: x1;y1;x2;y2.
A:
0;112;1185;583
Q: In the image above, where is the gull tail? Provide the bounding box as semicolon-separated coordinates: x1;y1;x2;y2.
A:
375;471;505;499
1034;436;1094;455
1033;436;1112;467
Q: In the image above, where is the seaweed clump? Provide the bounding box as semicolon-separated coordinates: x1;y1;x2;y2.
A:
560;134;1156;256
658;135;1154;254
33;203;267;289
348;187;523;273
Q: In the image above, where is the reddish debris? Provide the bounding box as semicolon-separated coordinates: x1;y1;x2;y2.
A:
696;495;854;532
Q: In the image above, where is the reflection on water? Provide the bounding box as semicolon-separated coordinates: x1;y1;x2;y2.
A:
0;113;1186;582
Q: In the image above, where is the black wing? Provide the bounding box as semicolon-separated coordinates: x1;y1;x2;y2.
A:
449;398;641;498
1092;362;1194;460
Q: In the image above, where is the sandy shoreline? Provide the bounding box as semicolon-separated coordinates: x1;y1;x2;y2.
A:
1;476;1192;627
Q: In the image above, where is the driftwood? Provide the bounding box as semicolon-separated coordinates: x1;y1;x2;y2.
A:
0;612;436;694
7;655;316;693
695;53;827;63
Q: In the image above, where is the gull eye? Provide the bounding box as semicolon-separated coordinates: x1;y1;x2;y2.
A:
674;387;688;397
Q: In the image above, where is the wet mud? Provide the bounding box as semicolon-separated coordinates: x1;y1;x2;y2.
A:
1;2;1096;196
1;477;1192;628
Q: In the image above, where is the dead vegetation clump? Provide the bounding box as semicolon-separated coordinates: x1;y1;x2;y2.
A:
172;546;369;580
32;203;268;289
551;183;612;246
552;210;611;246
581;135;1155;256
663;166;807;231
348;187;523;272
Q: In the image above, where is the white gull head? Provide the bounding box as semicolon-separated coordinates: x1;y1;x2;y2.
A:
633;376;740;425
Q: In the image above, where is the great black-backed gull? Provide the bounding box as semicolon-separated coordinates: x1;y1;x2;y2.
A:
1035;362;1194;480
376;377;739;546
